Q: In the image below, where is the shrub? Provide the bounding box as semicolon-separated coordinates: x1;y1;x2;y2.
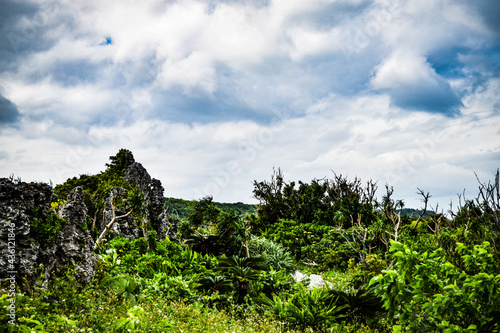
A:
31;212;67;249
370;241;500;332
263;284;346;331
248;236;294;273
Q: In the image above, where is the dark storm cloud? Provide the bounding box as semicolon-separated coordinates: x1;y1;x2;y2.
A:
0;0;60;61
474;0;500;38
0;95;21;124
390;81;462;115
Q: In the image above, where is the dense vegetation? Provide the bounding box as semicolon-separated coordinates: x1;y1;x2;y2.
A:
164;197;256;220
2;152;499;332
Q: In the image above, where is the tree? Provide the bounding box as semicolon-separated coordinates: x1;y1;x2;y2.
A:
216;210;252;258
105;148;134;177
252;169;378;264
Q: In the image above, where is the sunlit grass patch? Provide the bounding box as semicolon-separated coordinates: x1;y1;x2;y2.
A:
321;269;354;291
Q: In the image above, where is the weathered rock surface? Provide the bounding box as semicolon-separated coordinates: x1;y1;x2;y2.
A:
0;178;49;278
121;154;178;241
100;187;139;240
0;179;97;285
50;186;97;284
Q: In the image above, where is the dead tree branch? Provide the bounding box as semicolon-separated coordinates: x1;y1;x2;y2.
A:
413;188;431;230
474;169;500;252
94;195;132;250
336;214;374;263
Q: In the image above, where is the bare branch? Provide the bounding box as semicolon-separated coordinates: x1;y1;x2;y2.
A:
413;188;431;230
473;169;500;252
94;195;133;250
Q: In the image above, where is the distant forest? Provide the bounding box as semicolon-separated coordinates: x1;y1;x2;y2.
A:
164;197;257;220
164;197;431;221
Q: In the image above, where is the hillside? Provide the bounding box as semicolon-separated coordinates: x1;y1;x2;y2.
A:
165;197;256;220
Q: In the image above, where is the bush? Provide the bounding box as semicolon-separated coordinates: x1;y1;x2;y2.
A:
370;241;500;332
248;236;294;273
263;283;347;331
31;212;67;249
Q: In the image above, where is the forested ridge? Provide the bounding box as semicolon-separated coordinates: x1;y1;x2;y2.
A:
1;149;499;332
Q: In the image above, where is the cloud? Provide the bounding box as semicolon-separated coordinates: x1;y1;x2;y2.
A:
371;51;462;114
0;94;21;124
0;90;498;209
471;0;500;41
0;0;499;210
157;51;217;94
0;0;44;57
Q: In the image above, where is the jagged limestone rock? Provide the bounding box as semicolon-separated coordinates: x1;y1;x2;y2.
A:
122;160;177;241
159;210;179;241
0;178;50;279
123;162;151;193
54;186;97;284
0;180;97;285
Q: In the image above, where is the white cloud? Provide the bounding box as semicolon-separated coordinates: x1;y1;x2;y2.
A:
0;0;499;211
371;51;436;89
3;78;120;125
286;26;342;61
157;51;217;93
370;50;461;112
462;78;500;115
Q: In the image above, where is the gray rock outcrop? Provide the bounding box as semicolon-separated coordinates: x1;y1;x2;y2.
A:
0;151;178;286
50;186;96;284
0;180;96;285
0;178;49;279
122;159;178;241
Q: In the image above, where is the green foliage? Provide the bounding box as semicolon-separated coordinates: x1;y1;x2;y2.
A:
8;158;500;333
113;305;145;332
197;273;233;295
248;235;294;273
253;170;378;267
258;267;295;298
263;284;347;331
105;148;133;177
165;196;256;220
347;254;388;287
184;232;222;256
329;284;384;324
370;241;500;332
180;197;254;258
216;255;268;304
30;210;67;249
100;274;140;302
253;169;377;230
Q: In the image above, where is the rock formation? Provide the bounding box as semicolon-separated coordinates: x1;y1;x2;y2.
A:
0;151;178;286
52;186;96;284
122;161;178;241
0;179;50;279
0;180;96;285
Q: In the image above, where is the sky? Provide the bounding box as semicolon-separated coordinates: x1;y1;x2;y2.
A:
0;0;499;210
